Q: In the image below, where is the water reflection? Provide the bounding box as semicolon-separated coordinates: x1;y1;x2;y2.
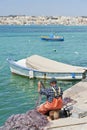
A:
10;74;78;101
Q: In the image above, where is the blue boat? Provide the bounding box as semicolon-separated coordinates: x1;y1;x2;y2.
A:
41;34;64;41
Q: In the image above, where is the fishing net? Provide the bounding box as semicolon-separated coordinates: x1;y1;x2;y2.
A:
0;109;49;130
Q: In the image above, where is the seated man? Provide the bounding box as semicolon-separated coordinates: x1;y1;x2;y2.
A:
37;78;63;115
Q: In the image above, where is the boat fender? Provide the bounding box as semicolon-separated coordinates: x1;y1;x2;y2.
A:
29;70;34;78
71;73;75;78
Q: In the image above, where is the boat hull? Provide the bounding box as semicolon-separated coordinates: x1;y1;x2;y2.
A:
41;37;64;41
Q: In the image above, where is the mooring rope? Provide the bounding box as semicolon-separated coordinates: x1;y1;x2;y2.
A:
35;81;45;108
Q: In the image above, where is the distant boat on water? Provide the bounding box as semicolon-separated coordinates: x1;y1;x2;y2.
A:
7;55;87;81
41;34;64;41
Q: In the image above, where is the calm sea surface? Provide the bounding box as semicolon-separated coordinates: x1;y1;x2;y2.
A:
0;25;87;125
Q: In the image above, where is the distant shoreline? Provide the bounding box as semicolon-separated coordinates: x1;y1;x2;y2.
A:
0;15;87;25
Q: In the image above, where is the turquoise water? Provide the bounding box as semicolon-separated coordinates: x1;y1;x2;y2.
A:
0;25;87;126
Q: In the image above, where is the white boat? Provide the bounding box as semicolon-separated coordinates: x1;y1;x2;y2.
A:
7;55;87;80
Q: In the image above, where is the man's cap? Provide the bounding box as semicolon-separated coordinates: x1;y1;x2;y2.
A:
50;78;57;83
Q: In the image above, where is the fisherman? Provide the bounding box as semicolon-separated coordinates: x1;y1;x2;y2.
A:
37;78;63;115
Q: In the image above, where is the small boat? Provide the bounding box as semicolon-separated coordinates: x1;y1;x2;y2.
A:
41;34;64;41
7;55;87;80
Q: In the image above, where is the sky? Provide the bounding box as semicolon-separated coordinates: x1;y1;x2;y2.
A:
0;0;87;16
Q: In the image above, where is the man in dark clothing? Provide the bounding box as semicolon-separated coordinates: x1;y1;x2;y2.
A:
37;78;63;115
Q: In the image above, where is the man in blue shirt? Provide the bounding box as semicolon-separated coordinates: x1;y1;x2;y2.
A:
37;78;63;115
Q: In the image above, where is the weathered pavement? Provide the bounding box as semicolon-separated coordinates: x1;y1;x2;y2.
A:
45;79;87;130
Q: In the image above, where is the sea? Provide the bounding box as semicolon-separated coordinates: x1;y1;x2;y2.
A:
0;24;87;126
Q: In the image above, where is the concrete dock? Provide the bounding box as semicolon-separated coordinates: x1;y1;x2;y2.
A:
45;79;87;130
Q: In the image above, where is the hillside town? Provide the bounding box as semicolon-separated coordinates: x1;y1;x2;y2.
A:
0;15;87;25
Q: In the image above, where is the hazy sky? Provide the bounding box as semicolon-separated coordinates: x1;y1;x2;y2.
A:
0;0;87;16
